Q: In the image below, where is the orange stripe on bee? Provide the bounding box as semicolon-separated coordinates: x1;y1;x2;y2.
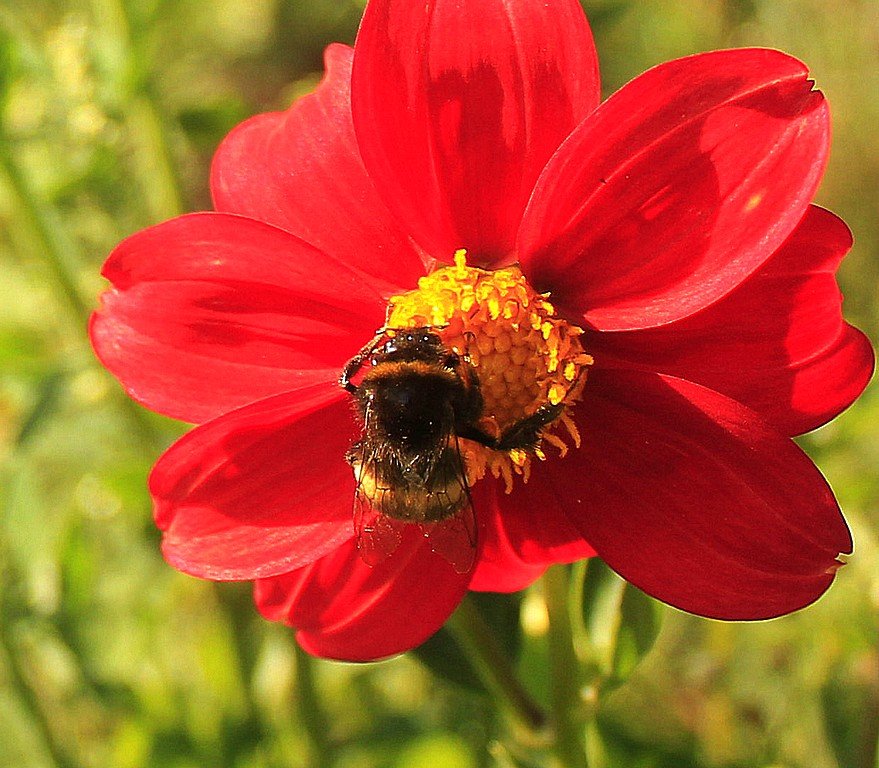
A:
361;360;457;382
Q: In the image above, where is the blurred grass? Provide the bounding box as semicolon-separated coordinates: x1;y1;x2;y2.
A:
0;0;876;766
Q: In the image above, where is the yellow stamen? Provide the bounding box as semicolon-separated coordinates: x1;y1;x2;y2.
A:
386;251;593;491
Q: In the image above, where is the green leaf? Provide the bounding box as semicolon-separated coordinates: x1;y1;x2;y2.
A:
0;27;16;112
581;1;632;31
471;591;524;660
580;558;625;674
593;713;704;768
411;592;523;695
581;558;625;638
610;585;663;683
15;369;66;448
578;559;662;686
411;626;486;694
176;100;250;151
821;667;879;768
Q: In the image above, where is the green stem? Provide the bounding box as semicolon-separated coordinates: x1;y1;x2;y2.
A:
294;644;334;768
0;148;90;324
543;565;588;768
124;92;185;221
446;594;546;731
0;147;162;452
90;0;185;221
0;609;81;768
213;586;289;768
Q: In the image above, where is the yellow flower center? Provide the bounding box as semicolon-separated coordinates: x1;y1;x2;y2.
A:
386;250;593;492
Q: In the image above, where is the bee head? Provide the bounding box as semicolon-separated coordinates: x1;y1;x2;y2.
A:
374;327;446;365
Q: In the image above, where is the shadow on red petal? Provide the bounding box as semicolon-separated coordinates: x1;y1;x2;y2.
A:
468;473;594;592
521;49;829;331
91;213;387;423
152;388;358;581
352;0;600;264
587;206;875;436
553;368;851;620
255;527;471;662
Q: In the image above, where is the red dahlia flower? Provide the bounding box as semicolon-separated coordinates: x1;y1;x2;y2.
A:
91;0;874;661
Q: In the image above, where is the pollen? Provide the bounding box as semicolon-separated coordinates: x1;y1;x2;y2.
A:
386;250;593;492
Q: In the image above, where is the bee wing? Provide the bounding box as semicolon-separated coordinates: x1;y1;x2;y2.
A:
353;489;405;566
351;425;405;567
423;433;478;574
423;503;477;574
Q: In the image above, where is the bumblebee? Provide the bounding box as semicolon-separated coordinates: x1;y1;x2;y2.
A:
340;327;567;573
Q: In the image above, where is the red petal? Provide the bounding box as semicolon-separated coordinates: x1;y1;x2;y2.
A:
589;206;875;435
468;554;545;593
254;528;470;661
211;44;426;288
91;213;386;423
469;489;545;592
351;0;600;265
469;473;594;592
150;388;358;581
553;369;851;620
520;49;829;330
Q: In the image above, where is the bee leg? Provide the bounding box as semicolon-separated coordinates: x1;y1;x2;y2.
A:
495;402;566;451
339;334;385;393
455;424;498;448
459;402;566;451
496;367;587;450
339;361;361;393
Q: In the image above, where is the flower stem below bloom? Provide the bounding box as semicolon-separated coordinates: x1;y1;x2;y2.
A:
543;564;589;768
294;643;334;768
446;595;546;731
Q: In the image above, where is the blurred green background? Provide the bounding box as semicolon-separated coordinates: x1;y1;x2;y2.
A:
0;0;876;766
